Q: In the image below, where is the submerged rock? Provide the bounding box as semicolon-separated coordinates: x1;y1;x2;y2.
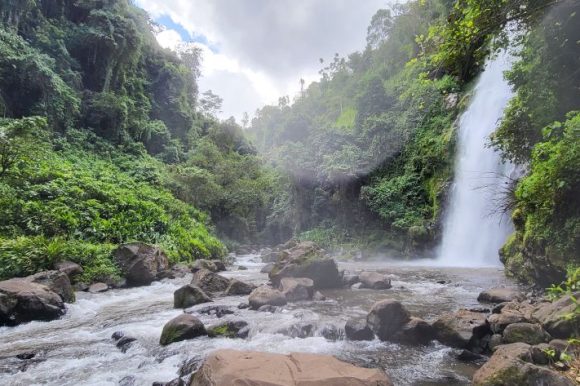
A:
345;318;374;341
113;242;169;286
191;269;231;295
367;299;411;341
359;271;392;290
159;314;207;346
174;285;212;308
0;279;65;326
207;320;249;339
248;286;287;310
190;349;393;386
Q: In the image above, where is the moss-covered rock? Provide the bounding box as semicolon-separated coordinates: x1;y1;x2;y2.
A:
159;314;207;346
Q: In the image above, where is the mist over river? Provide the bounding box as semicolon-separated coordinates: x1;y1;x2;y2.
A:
0;254;519;386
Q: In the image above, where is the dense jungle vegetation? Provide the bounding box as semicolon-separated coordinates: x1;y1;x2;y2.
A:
0;0;578;286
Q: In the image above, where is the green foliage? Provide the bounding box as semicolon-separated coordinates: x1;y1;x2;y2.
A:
501;113;580;285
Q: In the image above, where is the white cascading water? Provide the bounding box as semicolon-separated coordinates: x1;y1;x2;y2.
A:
437;46;516;267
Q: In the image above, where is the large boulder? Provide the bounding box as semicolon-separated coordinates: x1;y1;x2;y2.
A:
0;279;65;326
248;286;287;310
472;343;575;386
26;270;75;303
279;277;314;301
191;269;231;294
268;242;342;289
174;285;212;308
54;261;83;279
190;349;393;386
502;323;551;345
477;287;524;304
113;242;169;286
345;318;374;341
432;309;490;350
392;317;436;345
359;272;392;290
224;279;255;296
532;293;580;339
487;301;534;334
159;314;207;346
367;299;411;341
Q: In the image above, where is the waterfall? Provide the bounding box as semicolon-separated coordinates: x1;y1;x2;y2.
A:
437;46;517;267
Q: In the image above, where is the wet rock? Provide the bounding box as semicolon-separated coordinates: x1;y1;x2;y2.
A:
15;352;36;360
211;260;227;272
342;273;360;287
224;279;255;296
367;299;411;341
74;282;89;292
54;261;83;278
456;349;486;363
0;278;65;326
248;286;287;310
268;241;342;289
179;356;203;377
478;287;524;304
174;285;212;309
257;305;279;313
112;242;169;286
278;322;315;338
238;266;248;270
279;277;314;301
532;293;580;338
359;272;392;290
237;302;250;309
112;331;125;340
119;375;136;386
195;305;234;318
472;343;575;386
432;309;490;350
26;270;75;303
88;282;109;293
191;269;231;295
319;324;344;341
116;336;137;353
191;259;218;273
207;320;249;339
260;263;275;274
502;323;551;345
152;379;185;386
159;314;207;346
313;291;326;301
190;349;393;386
345;318;374;341
392;317;436;345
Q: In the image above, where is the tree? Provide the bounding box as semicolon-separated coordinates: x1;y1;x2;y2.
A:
199;90;223;118
0;117;47;177
366;9;393;49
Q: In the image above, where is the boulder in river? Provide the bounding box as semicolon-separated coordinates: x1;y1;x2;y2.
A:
279;277;314;301
53;261;83;279
345;318;374;341
0;278;65;326
207;320;249;339
191;269;231;294
392;317;436;345
189;349;393;386
113;242;169;286
260;263;275;274
432;309;490;350
159;314;207;346
26;270;75;303
367;299;411;341
359;271;392;290
502;322;551;345
477;287;524;303
88;282;108;293
174;285;212;308
342;273;360;287
472;343;575;386
268;241;342;289
224;279;255;296
248;286;287;310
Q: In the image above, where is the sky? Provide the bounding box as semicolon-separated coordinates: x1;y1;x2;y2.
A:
136;0;391;122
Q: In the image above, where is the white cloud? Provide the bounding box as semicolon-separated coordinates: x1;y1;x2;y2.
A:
137;0;394;121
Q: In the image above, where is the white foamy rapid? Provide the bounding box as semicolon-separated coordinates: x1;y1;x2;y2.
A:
438;46;517;267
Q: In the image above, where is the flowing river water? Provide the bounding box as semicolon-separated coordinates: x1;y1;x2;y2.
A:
0;254;520;386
